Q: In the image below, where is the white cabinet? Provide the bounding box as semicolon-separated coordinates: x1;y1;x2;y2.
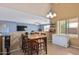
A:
52;34;69;48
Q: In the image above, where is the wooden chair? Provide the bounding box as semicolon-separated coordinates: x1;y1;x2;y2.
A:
27;40;39;55
25;32;28;35
21;34;29;54
30;32;34;35
35;32;39;35
33;37;47;54
21;34;39;55
41;33;46;35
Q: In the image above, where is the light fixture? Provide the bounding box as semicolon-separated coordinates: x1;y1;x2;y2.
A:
46;9;57;33
46;9;56;19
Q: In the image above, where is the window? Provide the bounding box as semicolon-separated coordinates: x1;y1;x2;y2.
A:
57;17;78;34
68;22;78;34
44;25;50;31
69;22;78;28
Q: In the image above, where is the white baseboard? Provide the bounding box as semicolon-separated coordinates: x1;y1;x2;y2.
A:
70;45;79;49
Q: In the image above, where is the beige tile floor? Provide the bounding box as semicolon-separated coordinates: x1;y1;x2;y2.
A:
11;43;79;55
48;43;79;55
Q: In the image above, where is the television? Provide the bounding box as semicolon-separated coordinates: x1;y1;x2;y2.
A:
17;26;27;31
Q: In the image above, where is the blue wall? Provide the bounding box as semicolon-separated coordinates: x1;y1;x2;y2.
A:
27;24;39;32
0;21;39;34
17;23;39;33
0;21;16;35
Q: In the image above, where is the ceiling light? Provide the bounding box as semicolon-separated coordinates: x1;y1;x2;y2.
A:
46;9;56;19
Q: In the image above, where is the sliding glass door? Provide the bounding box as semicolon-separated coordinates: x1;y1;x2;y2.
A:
57;17;79;47
57;17;78;35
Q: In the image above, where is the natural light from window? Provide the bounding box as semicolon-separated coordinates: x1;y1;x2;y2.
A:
69;22;78;28
44;25;50;31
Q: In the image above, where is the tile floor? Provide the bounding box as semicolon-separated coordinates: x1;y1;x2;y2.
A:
11;43;79;55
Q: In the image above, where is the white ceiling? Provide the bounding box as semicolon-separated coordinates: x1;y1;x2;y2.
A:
0;4;49;25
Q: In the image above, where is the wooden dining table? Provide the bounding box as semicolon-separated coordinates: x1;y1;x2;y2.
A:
28;34;46;39
28;34;47;54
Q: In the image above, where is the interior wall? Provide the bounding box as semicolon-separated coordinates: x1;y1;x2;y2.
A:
17;23;39;33
0;21;16;34
0;21;39;34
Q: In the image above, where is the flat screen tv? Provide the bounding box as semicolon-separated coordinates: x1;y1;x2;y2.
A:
17;26;27;31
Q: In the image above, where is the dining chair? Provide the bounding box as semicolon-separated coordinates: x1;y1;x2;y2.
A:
34;37;47;54
21;34;29;54
27;40;39;55
41;33;46;35
25;32;28;35
21;34;39;55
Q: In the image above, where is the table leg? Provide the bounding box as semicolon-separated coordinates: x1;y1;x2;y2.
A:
44;37;47;54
